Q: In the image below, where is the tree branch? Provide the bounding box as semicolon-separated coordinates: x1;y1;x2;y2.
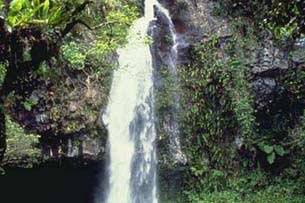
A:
59;0;93;40
61;19;92;38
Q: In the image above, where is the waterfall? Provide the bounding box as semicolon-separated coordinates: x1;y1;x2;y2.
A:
103;0;157;202
103;0;185;202
154;2;187;164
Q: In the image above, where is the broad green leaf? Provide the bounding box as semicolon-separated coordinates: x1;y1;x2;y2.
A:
0;0;4;10
23;101;32;111
267;152;276;164
274;145;286;156
43;0;50;13
10;0;28;12
258;143;274;154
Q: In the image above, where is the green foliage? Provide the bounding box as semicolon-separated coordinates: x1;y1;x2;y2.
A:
266;0;305;39
268;21;298;40
214;0;305;40
177;17;305;200
34;62;57;79
155;68;180;113
188;189;305;203
282;68;305;98
254;67;305;167
180;37;234;166
179;33;255;184
23;96;39;111
58;1;139;71
179;13;305;202
258;143;286;164
0;63;7;85
92;3;139;55
0;0;138;170
239;68;304;169
185;171;305;203
1;0;139;72
226;57;255;144
4;115;41;167
283;110;305;181
62;41;87;70
0;0;4;10
6;0;64;27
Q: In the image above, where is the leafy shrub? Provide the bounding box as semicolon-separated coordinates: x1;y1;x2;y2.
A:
92;3;139;55
62;41;87;70
4;115;41;167
179;10;305;202
179;34;255;182
214;0;305;40
0;63;6;85
6;0;73;27
185;172;305;203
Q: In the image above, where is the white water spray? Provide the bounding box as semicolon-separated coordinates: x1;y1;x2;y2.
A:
103;0;186;202
103;0;157;202
155;2;187;164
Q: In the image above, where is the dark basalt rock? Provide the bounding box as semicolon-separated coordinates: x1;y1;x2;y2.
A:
3;47;111;166
4;67;108;165
252;78;277;110
251;38;289;75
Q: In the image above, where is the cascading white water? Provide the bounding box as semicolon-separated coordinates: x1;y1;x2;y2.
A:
103;0;158;202
155;3;187;164
103;0;186;202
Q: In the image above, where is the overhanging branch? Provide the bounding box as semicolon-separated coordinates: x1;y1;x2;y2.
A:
60;0;93;39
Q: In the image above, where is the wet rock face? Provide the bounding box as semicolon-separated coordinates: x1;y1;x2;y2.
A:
173;0;305;114
151;1;195;69
39;132;106;161
152;0;232;168
6;62;109;163
291;40;305;66
158;0;233;66
251;38;289;75
163;0;305;164
173;0;231;41
151;7;174;68
252;78;277;110
249;38;305;111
